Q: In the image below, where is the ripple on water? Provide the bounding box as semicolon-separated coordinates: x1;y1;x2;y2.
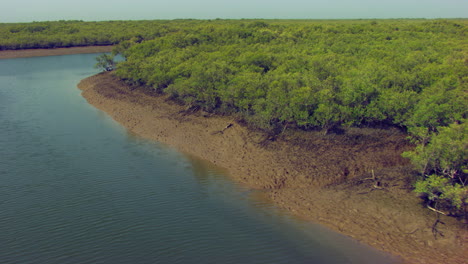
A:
0;55;399;264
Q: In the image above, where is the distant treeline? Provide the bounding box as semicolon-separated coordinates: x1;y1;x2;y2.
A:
0;20;187;50
3;19;467;214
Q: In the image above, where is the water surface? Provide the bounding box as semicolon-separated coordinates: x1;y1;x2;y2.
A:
0;54;399;264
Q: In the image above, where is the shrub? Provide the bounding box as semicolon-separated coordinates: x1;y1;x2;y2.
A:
404;122;467;215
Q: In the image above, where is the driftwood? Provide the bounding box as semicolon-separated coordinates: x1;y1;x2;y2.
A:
211;123;234;135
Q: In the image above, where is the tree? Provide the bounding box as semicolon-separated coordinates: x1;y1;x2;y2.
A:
403;122;467;180
95;54;115;72
403;122;468;216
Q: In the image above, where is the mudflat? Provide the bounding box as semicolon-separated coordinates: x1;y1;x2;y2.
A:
0;46;113;59
78;72;467;264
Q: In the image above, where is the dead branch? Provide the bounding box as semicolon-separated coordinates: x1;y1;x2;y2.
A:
361;169;384;190
432;217;445;239
427;205;447;215
221;123;233;133
362;169;377;181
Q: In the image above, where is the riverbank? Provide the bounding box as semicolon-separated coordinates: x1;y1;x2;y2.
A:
78;72;467;264
0;46;113;59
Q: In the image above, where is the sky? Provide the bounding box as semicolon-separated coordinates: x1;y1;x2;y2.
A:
1;0;467;22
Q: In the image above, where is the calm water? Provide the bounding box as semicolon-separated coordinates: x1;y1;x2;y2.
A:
0;54;399;264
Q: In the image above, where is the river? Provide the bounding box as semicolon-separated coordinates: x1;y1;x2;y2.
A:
0;54;399;264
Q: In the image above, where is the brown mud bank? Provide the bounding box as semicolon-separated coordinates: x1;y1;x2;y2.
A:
0;46;113;59
78;72;467;264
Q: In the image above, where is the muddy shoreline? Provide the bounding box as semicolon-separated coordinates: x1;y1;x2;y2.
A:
77;72;467;264
0;46;113;59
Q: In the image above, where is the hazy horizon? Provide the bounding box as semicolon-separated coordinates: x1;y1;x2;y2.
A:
2;0;467;23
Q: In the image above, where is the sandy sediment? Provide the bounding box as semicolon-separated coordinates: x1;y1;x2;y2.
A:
78;72;467;264
0;46;113;59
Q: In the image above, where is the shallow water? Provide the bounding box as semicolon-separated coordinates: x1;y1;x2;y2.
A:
0;54;399;264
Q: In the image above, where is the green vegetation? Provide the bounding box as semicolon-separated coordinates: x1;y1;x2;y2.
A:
95;54;116;72
2;19;466;215
113;19;468;217
404;122;467;215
